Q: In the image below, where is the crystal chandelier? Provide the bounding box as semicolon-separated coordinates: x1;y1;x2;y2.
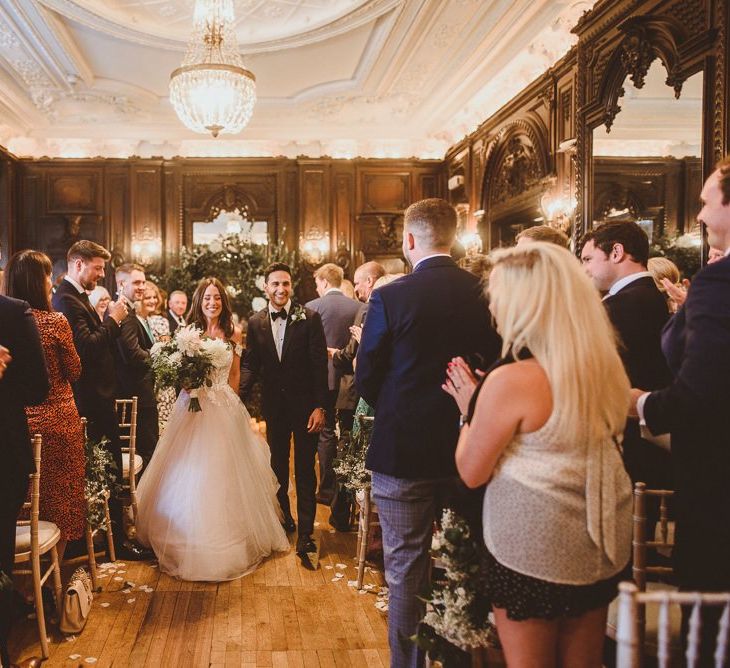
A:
169;0;256;137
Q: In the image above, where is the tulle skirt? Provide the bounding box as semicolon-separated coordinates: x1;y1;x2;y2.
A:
136;385;289;581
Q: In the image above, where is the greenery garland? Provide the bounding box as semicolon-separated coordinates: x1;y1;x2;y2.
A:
85;435;120;531
152;234;299;318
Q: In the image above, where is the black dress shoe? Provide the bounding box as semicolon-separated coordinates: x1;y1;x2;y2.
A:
296;538;318;570
282;516;296;534
114;540;154;561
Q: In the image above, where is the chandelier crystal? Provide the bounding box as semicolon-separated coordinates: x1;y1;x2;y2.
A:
170;0;256;137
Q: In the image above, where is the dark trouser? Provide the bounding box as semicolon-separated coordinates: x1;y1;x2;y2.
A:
316;389;339;502
0;472;30;667
266;410;318;541
77;395;125;543
135;402;159;466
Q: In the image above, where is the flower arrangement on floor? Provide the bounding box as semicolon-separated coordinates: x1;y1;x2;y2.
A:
333;416;374;491
415;509;500;666
85;435;120;531
151;325;228;412
152;233;299;318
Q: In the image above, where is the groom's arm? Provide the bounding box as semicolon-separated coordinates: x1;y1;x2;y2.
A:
239;316;260;401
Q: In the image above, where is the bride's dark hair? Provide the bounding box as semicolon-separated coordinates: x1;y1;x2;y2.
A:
187;277;234;338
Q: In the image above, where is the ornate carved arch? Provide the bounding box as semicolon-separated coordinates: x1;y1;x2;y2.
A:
201;185;259;222
480;115;550;211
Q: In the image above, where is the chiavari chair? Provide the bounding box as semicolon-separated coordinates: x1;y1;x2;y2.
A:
115;397;143;528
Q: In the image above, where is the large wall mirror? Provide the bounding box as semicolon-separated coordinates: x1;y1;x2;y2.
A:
592;60;704;277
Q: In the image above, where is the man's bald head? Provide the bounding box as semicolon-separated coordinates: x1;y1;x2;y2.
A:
353;261;386;302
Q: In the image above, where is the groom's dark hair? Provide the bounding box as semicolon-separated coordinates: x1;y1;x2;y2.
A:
264;262;292;283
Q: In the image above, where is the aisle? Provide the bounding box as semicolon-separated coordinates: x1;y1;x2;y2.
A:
9;503;389;667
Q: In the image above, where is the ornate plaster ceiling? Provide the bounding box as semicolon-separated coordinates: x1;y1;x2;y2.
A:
0;0;596;159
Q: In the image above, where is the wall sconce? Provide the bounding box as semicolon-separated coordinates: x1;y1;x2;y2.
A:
540;192;576;233
458;232;483;256
131;225;162;267
299;228;330;267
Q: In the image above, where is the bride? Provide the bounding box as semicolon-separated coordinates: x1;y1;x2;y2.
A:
136;277;289;581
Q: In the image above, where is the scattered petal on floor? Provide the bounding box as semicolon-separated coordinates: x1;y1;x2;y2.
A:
65;635;77;642
324;565;333;570
127;598;136;603
113;576;123;581
335;563;347;569
358;589;368;595
69;654;81;660
85;657;98;664
314;522;320;527
100;603;110;608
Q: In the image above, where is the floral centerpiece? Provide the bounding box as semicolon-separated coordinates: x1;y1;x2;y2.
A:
415;509;499;666
333;415;374;491
151;325;228;412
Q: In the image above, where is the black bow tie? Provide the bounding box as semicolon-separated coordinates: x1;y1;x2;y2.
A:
271;309;287;321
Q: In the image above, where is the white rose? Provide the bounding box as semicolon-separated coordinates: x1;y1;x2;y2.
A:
252;296;267;312
200;337;229;367
255;275;265;291
168;351;183;366
175;325;203;357
150;342;165;357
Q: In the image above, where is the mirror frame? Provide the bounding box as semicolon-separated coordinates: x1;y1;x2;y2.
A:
573;0;725;254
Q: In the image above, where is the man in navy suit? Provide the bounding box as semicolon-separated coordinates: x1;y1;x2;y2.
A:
306;262;364;504
631;159;730;660
356;199;500;667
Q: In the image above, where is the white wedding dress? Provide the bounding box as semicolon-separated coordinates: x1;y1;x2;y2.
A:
136;345;289;581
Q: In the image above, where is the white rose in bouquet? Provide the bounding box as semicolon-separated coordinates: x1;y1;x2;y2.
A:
175;325;203;357
252;296;267;312
200;337;230;368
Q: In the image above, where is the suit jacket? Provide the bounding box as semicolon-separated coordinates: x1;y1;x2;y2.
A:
166;310;185;335
356;256;501;479
603;275;673;489
603;276;673;390
332;304;367;410
643;256;730;588
239;306;329;422
0;296;50;482
52;279;121;410
114;314;156;407
306;291;364;391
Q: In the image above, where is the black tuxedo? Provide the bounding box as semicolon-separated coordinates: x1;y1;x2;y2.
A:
240;305;328;539
114;313;159;463
52;279;125;532
0;296;49;663
603;275;673;490
166;310;185;335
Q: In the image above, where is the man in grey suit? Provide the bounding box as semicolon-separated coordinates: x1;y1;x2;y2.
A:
306;263;364;504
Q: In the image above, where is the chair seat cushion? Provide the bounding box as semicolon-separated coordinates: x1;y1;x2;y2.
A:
122;452;144;476
15;521;61;556
607;581;682;658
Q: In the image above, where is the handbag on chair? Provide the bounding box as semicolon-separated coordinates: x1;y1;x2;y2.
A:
59;567;93;634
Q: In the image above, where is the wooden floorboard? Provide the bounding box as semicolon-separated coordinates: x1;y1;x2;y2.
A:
9;499;388;667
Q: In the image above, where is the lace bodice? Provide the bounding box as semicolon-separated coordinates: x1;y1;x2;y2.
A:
208;345;234;388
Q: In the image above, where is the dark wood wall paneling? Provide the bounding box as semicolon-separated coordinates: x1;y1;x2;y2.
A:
0;146;17;269
444;0;727;252
9;157;443;280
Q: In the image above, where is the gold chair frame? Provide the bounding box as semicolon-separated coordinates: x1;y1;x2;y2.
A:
115;396;142;528
14;434;63;659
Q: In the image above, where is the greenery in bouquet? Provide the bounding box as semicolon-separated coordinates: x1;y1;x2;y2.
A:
85;435;120;531
649;233;702;279
333;416;374;491
150;326;227;412
414;509;499;666
152;233;299;319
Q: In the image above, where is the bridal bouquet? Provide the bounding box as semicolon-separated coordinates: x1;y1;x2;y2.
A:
151;325;221;412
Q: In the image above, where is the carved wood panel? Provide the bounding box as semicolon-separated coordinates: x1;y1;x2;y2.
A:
361;173;411;212
47;172;100;214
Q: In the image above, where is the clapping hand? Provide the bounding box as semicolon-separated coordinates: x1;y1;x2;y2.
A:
442;356;484;417
0;345;11;379
660;278;689;312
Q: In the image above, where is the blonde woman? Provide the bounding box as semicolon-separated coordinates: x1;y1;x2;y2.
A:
647;256;685;312
138;281;176;430
455;243;632;667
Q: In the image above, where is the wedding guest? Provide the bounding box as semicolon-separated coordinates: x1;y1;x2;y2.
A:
515;224;570;248
340;279;356;300
88;285;111;321
356;199;500;667
240;262;328;569
0;292;48;668
166;290;188;334
52;240;150;561
648;256;682;312
4;250;86;567
581;221;673;496
306;263;363;506
458;253;493;279
139;280;176;431
630;159;730;660
457;242;632;665
113;263;159;465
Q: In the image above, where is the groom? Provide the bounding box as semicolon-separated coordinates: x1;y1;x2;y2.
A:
240;262;328;567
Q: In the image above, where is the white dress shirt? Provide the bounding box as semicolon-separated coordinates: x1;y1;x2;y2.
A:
268;300;291;360
63;275;86;294
603;271;653;300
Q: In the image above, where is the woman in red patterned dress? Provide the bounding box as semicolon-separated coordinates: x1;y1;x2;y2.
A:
4;250;86;565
